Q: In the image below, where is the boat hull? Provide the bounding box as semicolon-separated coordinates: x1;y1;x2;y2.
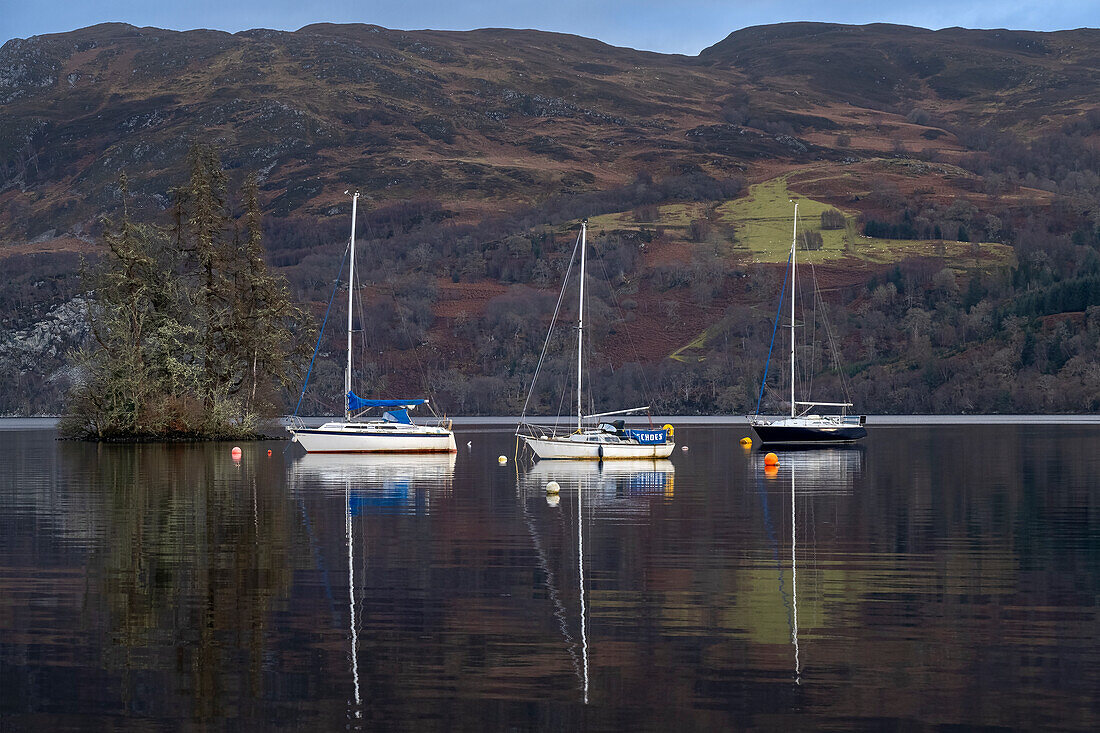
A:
522;435;675;460
289;425;457;453
750;421;866;445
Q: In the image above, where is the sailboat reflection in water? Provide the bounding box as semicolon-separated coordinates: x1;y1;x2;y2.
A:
289;453;456;514
755;447;862;683
517;459;675;703
287;453;456;719
525;459;675;518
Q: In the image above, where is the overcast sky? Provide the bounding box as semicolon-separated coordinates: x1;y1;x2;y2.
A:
2;1;1096;55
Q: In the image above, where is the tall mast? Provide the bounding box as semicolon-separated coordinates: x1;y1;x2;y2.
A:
577;220;587;431
790;202;798;419
346;191;359;421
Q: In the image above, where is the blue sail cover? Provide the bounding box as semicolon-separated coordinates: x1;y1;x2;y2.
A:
347;392;427;411
382;409;413;424
626;428;668;445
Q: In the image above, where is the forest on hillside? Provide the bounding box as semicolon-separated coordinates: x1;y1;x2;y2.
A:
1;23;1099;416
4;110;1099;417
279;112;1100;417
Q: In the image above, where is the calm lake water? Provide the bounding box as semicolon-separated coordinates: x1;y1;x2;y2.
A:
1;421;1098;731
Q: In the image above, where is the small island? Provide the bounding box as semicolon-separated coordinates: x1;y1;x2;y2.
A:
60;145;312;441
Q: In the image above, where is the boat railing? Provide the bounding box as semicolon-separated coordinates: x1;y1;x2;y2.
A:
516;422;563;440
749;413;863;427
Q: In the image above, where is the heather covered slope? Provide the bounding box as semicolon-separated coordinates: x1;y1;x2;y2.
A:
3;21;1097;242
1;22;1099;415
700;22;1100;118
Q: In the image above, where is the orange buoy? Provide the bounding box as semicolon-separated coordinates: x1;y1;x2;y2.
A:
764;452;779;466
764;464;779;479
267;450;272;456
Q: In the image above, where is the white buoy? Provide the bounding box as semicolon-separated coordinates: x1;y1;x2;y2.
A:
498;455;508;465
681;445;689;452
545;480;560;495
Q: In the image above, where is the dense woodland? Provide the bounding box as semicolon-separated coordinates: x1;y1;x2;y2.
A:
283;125;1100;417
5;121;1100;417
58;147;311;438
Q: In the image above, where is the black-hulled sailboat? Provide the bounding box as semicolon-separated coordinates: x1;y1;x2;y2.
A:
748;203;866;445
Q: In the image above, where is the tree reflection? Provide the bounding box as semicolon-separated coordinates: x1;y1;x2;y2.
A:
70;442;296;723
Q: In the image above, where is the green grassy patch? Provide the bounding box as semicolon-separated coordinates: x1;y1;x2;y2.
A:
669;328;710;362
574;174;1014;272
586;202;703;234
716;176;1015;269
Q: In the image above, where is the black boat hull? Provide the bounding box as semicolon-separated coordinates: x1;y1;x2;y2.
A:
751;424;867;445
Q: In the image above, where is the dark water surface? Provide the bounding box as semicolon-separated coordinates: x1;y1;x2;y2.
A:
1;422;1098;731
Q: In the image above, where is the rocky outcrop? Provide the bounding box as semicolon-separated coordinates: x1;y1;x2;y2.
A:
0;296;89;413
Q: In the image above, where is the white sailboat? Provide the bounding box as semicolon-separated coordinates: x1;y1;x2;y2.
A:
748;203;866;445
517;221;675;460
288;191;457;453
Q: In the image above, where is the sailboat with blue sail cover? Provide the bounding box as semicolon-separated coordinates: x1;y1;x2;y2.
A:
287;191;456;453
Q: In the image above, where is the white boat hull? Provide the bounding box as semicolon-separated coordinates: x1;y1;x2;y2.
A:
522;435;675;460
289;421;457;453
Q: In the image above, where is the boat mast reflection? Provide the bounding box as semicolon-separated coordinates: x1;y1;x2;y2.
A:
755;447;863;684
791;458;800;684
288;453;457;723
347;477;361;716
518;459;675;703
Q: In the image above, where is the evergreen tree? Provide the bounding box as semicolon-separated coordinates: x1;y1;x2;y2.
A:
62;175;197;438
174;143;232;407
228;173;312;417
63;150;311;440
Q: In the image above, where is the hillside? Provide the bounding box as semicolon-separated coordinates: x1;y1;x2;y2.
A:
1;21;1099;415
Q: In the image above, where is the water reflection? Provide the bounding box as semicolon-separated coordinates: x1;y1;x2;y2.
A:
288;453;456;515
286;453;457;725
522;459;675;519
3;425;1100;730
515;460;675;705
20;441;300;726
752;446;862;494
749;447;864;686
